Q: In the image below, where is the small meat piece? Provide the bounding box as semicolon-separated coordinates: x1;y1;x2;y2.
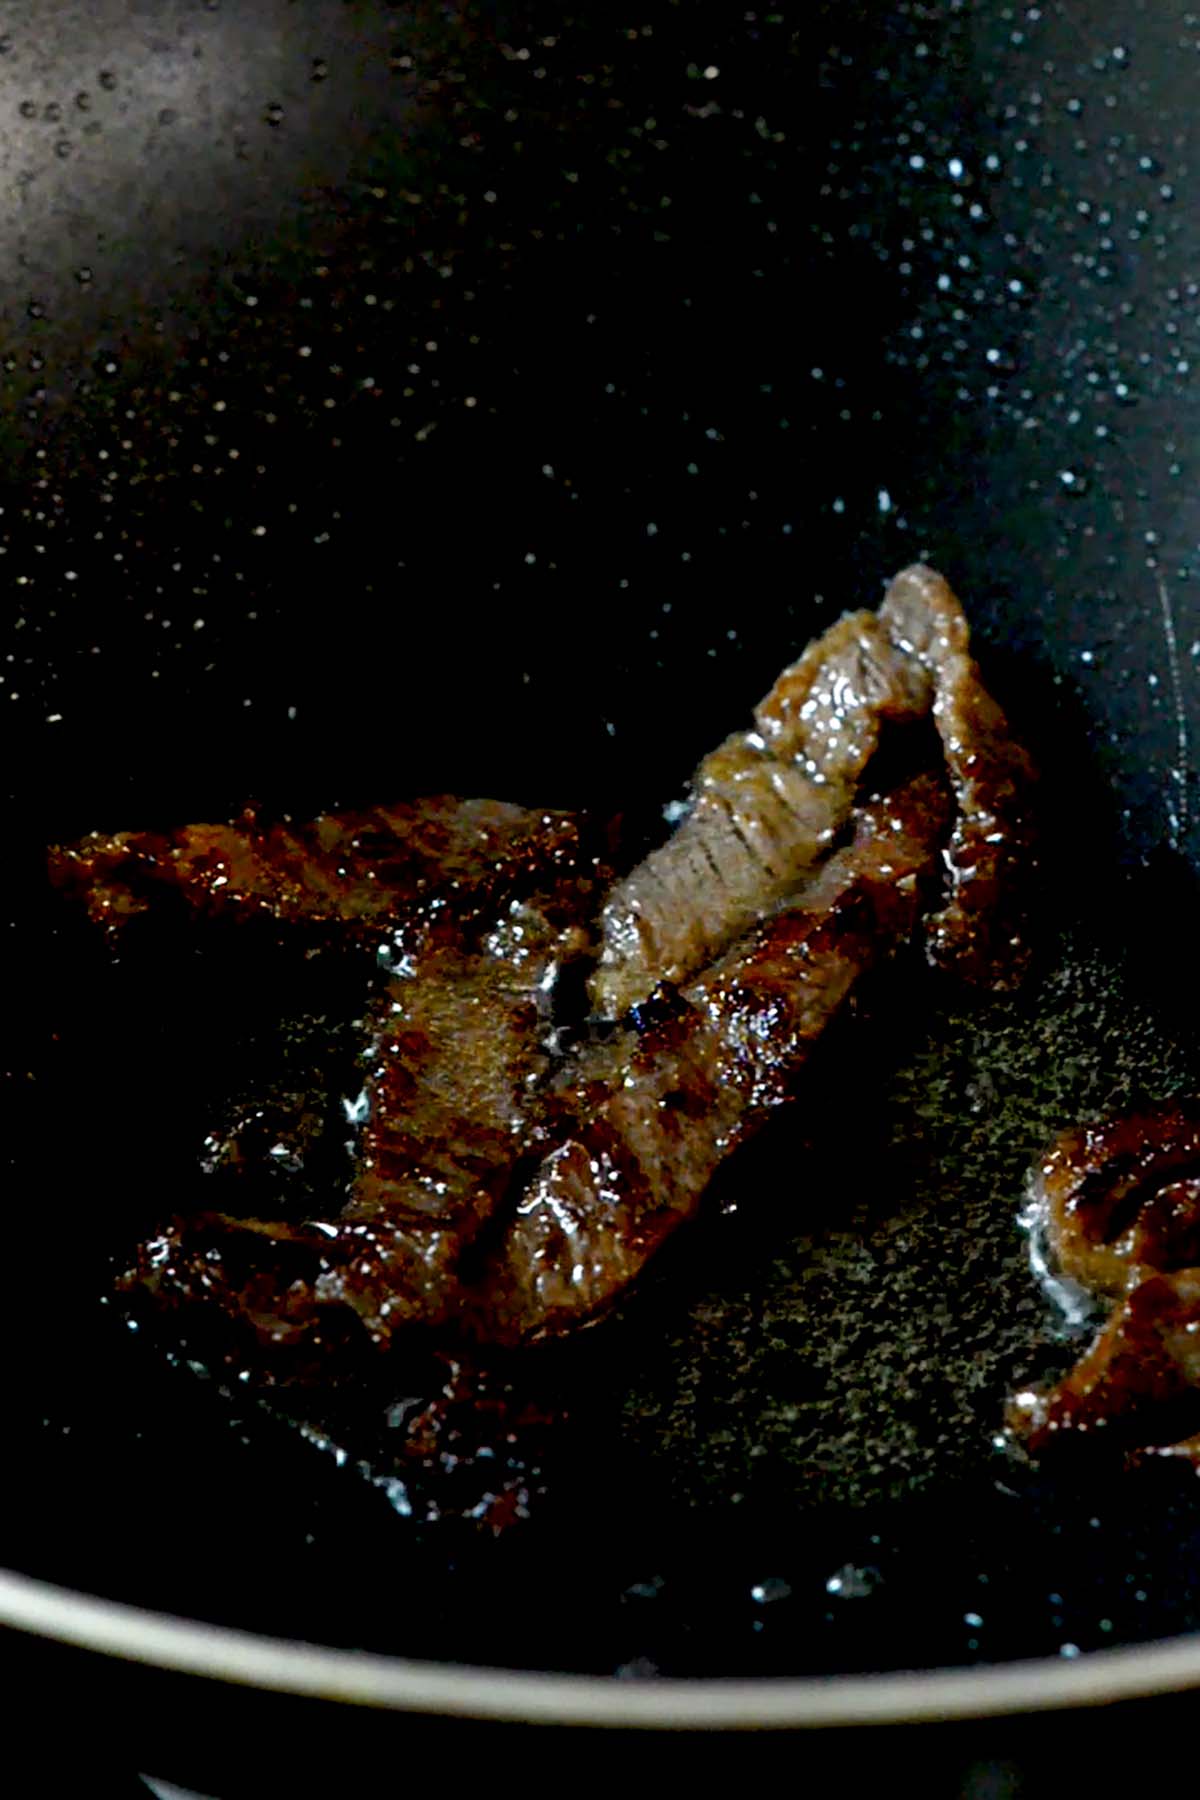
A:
880;565;1037;986
49;796;591;935
486;772;951;1343
1010;1106;1200;1456
589;565;1035;1020
1036;1106;1200;1296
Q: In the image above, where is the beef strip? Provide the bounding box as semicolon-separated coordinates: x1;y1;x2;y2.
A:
118;887;600;1376
48;795;591;936
1010;1106;1200;1456
588;564;1035;1020
879;565;1037;988
588;611;932;1020
485;772;952;1344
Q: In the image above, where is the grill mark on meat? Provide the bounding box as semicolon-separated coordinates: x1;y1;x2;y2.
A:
734;793;787;883
1010;1107;1200;1458
695;828;730;895
483;773;951;1344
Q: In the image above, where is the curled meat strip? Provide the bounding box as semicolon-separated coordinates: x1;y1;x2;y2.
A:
587;610;931;1020
879;566;1036;989
1010;1106;1200;1457
589;564;1035;1019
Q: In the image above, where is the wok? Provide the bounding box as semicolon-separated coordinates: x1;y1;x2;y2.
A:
5;0;1200;1788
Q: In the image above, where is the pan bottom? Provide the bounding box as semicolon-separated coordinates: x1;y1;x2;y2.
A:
6;910;1200;1679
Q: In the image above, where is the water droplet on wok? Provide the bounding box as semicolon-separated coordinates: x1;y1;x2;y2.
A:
825;1563;879;1599
750;1576;792;1604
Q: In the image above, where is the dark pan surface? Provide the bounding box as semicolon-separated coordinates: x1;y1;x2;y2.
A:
4;0;1200;1683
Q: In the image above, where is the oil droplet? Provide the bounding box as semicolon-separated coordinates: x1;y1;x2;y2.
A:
264;101;284;127
750;1577;792;1604
825;1564;880;1599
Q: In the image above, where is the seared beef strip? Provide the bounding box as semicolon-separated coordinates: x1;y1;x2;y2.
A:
588;610;931;1020
119;886;600;1374
484;773;951;1342
1010;1107;1200;1457
879;566;1037;989
48;796;591;936
589;564;1035;1020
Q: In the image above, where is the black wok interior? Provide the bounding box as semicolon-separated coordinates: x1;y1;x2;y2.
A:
6;0;1200;1697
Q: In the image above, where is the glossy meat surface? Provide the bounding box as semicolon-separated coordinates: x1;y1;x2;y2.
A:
588;610;931;1020
589;563;1035;1019
880;565;1037;988
1011;1106;1200;1456
49;795;590;935
119;881;604;1374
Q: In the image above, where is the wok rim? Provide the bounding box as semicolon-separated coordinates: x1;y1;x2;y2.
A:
2;1564;1199;1727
